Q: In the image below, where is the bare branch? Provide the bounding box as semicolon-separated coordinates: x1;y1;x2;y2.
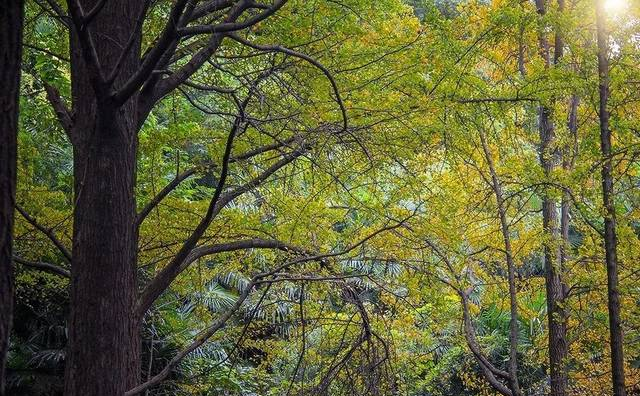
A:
135;96;250;316
113;0;191;103
227;33;348;131
43;82;74;141
179;238;306;275
65;0;108;96
126;271;261;396
127;218;407;395
189;0;235;22
454;97;538;104
136;167;199;228
143;2;250;107
178;0;288;37
231;136;297;162
136;143;307;316
14;256;70;278
16;205;72;263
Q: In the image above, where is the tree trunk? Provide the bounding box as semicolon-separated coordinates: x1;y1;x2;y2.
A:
0;1;23;394
539;106;569;396
64;1;143;395
479;131;522;396
537;56;567;396
65;113;140;396
595;2;626;395
534;0;570;392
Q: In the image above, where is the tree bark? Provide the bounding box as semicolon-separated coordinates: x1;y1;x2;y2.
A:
0;1;23;394
539;106;568;396
595;2;626;395
534;0;570;392
64;1;144;395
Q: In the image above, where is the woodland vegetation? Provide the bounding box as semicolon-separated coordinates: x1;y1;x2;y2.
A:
1;0;640;395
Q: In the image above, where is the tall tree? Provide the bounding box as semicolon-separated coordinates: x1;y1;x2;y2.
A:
595;0;626;394
31;1;336;395
534;0;569;393
0;1;24;394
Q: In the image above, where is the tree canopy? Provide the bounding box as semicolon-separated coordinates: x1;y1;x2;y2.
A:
2;0;640;395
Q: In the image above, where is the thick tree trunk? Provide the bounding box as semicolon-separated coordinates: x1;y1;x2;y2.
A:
0;1;23;394
64;1;143;395
65;114;140;396
595;3;626;395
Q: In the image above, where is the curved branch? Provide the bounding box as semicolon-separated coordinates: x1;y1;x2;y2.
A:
126;272;260;396
136;167;198;228
16;205;71;263
458;290;511;381
230;136;297;163
136;109;246;317
136;144;307;316
227;33;348;131
127;219;407;395
189;0;238;22
183;238;305;269
14;256;70;278
178;0;288;37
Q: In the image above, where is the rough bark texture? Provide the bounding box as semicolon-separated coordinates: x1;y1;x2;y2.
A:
0;1;23;394
534;0;570;392
64;1;144;395
595;2;626;395
539;106;568;396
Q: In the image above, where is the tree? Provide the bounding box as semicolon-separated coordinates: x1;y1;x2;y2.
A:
0;1;24;394
595;0;626;394
10;0;640;394
533;0;569;393
27;1;348;394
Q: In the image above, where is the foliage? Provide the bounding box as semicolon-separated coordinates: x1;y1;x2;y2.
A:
10;0;640;394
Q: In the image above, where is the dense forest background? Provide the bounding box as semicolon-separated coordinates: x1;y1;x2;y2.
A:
1;0;640;395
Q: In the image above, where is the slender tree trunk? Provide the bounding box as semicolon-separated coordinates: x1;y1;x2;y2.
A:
0;1;24;394
64;1;143;395
534;0;570;392
479;131;522;396
595;2;626;395
539;107;568;396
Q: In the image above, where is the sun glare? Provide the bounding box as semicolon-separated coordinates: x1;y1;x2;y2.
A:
603;0;628;14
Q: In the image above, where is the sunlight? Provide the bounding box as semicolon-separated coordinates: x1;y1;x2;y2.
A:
604;0;628;14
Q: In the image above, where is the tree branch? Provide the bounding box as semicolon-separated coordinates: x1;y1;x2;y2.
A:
136;167;199;228
230;136;297;163
14;256;70;278
136;97;249;317
16;205;72;263
143;1;250;108
127;218;407;395
43;82;74;141
113;0;191;103
136;143;307;316
178;0;288;37
65;0;108;96
227;33;348;131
